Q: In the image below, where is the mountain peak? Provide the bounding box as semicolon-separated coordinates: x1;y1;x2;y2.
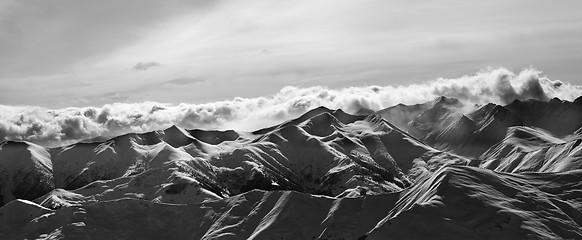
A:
0;140;30;147
187;129;239;144
432;96;461;106
163;124;183;132
355;107;375;116
549;97;564;104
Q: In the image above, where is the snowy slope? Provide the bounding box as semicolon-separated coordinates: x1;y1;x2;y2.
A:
365;166;582;240
409;103;522;157
2;167;581;240
1;190;401;240
480;126;582;173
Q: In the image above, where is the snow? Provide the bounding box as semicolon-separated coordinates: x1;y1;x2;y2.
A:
365;166;582;239
480;126;582;173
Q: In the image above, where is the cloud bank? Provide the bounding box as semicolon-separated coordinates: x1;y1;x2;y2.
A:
1;67;581;147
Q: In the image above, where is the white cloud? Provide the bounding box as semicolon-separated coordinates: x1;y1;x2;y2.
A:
1;67;580;147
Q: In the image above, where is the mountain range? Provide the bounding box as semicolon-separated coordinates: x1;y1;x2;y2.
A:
1;96;582;239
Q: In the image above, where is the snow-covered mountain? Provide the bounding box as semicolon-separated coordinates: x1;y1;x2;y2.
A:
380;96;582;158
1;98;582;239
365;166;582;239
480;126;582;173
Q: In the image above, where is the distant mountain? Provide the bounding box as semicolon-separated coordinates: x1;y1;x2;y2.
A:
374;96;582;158
376;96;462;133
504;97;582;137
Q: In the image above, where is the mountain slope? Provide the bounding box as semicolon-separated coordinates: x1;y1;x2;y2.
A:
379;97;582;158
0;107;466;208
0;141;54;206
365;166;582;240
505;97;582;137
2;166;581;240
378;96;462;133
1;190;400;240
480;126;582;173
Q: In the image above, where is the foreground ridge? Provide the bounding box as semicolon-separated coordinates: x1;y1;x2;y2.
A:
2;166;581;239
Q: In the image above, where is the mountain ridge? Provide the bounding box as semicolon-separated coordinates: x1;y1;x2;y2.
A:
1;96;582;239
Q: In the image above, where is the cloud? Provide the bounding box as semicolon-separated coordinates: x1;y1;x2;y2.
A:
427;68;555;104
163;78;205;85
1;67;581;147
133;61;162;71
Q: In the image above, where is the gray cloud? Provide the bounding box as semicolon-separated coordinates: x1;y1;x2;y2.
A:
1;67;581;147
163;78;205;85
133;61;162;71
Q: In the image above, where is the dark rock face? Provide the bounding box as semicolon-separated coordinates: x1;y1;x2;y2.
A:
505;98;582;137
0;141;54;206
188;129;240;144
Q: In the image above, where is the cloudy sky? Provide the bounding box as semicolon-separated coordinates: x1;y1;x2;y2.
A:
1;0;582;146
1;0;581;107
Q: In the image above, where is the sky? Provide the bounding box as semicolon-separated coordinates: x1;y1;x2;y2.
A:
1;0;582;146
1;0;582;108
